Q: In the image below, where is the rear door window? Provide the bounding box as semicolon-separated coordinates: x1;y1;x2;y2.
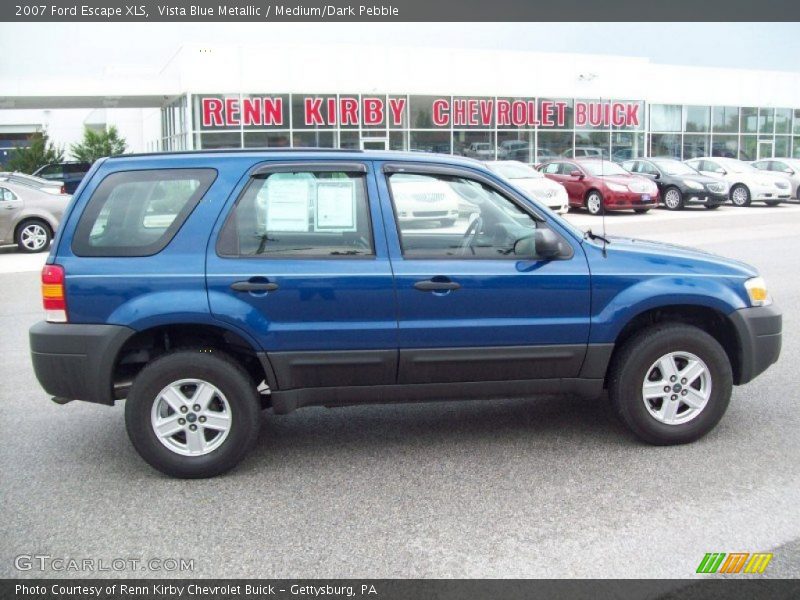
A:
72;169;216;257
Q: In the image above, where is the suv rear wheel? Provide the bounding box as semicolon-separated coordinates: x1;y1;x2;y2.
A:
608;324;732;445
16;219;52;253
125;350;261;478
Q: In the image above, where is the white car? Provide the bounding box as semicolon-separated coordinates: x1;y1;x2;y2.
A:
751;158;800;200
685;157;792;206
485;160;569;214
391;174;460;227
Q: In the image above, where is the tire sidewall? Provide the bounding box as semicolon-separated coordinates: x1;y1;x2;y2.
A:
125;352;260;478
731;184;751;207
611;326;732;445
586;191;603;215
16;219;52;253
664;187;683;210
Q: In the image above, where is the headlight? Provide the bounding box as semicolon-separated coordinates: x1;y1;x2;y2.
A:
607;182;627;192
745;276;772;307
684;179;704;190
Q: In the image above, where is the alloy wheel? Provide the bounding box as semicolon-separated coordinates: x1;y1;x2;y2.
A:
664;189;682;210
20;224;48;251
641;351;712;425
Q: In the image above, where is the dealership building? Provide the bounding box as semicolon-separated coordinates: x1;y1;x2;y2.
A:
2;43;800;165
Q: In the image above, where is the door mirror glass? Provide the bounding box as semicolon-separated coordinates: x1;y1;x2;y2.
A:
514;229;562;260
569;170;583;178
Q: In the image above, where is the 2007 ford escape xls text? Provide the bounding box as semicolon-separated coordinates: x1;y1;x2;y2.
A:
29;150;782;478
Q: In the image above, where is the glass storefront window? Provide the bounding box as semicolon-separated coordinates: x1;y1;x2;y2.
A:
711;135;738;158
293;130;335;148
650;105;682;132
573;131;610;158
536;131;572;161
388;95;409;129
793;137;800;159
611;132;644;162
389;131;407;150
795;110;800;134
194;94;241;132
712;106;739;133
496;97;535;130
410;96;444;129
409;130;450;154
196;131;241;149
243;131;291;148
240;94;289;130
454;131;495;158
741;108;758;133
774;136;789;157
758;108;775;134
684;106;710;132
613;100;645;131
339;131;360;149
740;135;757;161
683;134;710;159
650;133;681;158
538;98;573;129
291;94;336;130
775;108;792;134
497;131;533;162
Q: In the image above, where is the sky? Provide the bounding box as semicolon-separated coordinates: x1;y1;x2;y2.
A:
1;22;799;79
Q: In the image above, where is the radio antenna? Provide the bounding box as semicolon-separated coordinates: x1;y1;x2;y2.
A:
601;97;608;256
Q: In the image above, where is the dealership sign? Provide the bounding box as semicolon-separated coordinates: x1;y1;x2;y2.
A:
200;96;641;128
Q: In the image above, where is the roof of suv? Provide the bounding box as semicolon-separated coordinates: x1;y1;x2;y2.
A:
104;148;485;168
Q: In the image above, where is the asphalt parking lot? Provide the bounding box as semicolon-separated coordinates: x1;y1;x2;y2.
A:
1;203;799;580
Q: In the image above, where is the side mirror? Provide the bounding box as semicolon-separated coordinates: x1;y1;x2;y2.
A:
569;170;583;179
514;229;562;260
653;173;660;179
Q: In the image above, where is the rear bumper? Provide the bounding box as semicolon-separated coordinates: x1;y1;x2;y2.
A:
29;321;135;405
728;304;782;385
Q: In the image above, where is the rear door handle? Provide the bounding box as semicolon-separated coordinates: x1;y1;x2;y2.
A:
230;281;279;292
414;279;461;292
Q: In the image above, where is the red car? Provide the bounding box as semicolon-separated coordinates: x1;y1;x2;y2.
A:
539;159;659;215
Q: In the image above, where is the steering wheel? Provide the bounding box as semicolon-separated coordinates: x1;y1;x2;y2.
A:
458;216;483;256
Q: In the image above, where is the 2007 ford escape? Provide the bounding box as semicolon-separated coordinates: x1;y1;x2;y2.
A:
29;150;782;478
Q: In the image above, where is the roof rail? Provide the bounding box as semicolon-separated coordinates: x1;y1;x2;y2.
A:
112;147;364;159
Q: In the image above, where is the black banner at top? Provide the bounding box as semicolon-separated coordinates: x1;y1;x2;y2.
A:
3;0;800;22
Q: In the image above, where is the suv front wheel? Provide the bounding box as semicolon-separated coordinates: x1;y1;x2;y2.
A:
608;324;732;445
125;350;261;478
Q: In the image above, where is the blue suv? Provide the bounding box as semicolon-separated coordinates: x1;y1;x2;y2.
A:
29;150;782;478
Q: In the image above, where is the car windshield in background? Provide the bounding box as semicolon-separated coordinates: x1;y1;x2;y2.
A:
491;163;543;179
581;161;628;176
717;159;755;173
652;160;698;176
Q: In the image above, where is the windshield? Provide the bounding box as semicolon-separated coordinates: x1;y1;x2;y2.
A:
653;160;697;176
580;161;628;176
490;162;543;179
717;159;755;173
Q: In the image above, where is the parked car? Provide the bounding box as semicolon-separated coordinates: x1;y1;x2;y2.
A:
684;157;791;206
485;160;569;214
562;146;609;159
498;140;530;161
30;150;781;478
751;158;800;200
463;143;496;160
33;161;91;194
0;171;65;195
621;158;729;210
391;175;460;227
0;180;71;252
539;158;659;215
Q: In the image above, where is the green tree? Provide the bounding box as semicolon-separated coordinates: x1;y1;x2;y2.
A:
6;131;64;174
70;126;127;163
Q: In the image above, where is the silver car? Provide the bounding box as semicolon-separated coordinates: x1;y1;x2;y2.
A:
751;158;800;200
0;171;64;195
0;181;72;252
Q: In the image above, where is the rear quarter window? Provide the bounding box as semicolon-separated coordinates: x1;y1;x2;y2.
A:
71;168;217;257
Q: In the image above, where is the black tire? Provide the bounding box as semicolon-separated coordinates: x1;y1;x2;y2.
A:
663;187;684;211
15;219;52;253
633;208;650;214
125;349;261;478
730;184;751;207
440;218;457;227
585;190;604;215
765;200;781;206
705;204;721;210
608;324;733;445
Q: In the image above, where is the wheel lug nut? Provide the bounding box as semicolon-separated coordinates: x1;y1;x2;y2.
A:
681;378;687;384
681;390;688;396
189;424;197;431
178;418;185;425
199;416;206;423
671;395;677;401
193;404;201;411
663;386;670;392
180;406;188;413
670;376;677;382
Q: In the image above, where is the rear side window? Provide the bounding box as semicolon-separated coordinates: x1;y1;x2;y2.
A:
72;169;216;257
217;170;373;258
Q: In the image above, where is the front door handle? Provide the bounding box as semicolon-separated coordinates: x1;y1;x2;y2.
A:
230;281;279;292
414;279;461;292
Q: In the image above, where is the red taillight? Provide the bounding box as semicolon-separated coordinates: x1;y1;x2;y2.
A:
42;265;67;322
60;184;66;194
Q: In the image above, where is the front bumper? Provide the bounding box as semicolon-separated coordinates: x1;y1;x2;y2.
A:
728;304;782;385
29;321;135;405
684;191;728;206
605;190;659;210
748;184;791;201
